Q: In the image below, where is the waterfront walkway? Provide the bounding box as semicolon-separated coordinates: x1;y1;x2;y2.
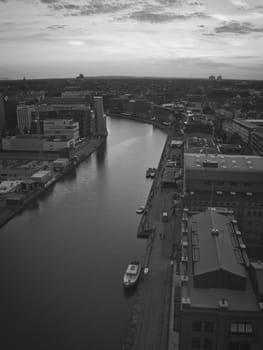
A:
124;133;183;350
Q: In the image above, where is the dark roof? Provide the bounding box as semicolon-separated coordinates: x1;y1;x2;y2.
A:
191;209;247;279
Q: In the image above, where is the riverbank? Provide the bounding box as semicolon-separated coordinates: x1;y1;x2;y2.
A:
108;113;169;133
0;137;104;229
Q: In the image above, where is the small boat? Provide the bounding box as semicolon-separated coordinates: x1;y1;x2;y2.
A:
136;206;145;214
146;168;152;178
149;168;156;178
123;261;142;288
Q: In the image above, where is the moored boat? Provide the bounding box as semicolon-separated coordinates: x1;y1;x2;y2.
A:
123;261;142;288
146;168;152;178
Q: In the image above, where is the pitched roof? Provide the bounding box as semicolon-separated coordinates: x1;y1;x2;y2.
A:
191;209;247;279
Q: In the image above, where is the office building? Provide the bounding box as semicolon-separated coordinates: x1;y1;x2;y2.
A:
16;105;34;132
1;134;75;153
93;96;107;136
232;119;263;145
0;93;6;131
43;119;79;141
183;153;263;259
251;131;263;156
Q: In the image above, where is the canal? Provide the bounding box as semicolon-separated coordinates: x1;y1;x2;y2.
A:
0;117;166;350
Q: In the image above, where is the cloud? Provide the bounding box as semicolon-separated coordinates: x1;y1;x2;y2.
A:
215;21;263;34
39;0;205;18
46;24;66;30
40;0;134;16
40;0;59;3
230;0;249;10
126;10;208;23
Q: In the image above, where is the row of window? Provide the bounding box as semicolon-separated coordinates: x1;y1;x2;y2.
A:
192;337;213;350
192;320;214;333
191;200;238;207
246;210;263;217
230;323;253;334
203;181;252;187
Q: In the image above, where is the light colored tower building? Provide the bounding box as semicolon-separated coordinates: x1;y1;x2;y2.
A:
16;105;34;133
93;96;108;136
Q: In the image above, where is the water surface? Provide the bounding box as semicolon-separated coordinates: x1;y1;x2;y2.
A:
0;117;166;350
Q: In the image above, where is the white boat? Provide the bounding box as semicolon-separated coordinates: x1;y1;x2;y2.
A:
136;206;145;214
123;261;142;288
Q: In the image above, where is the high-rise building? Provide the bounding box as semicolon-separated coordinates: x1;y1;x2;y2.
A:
93;96;107;136
16;105;34;132
0;93;6;131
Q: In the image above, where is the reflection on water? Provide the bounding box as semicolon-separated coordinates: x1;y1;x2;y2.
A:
0;118;166;350
96;139;107;167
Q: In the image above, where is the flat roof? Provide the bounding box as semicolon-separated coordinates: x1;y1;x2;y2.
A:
184;153;263;172
31;170;51;178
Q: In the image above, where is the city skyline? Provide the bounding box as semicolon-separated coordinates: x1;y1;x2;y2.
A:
0;0;263;80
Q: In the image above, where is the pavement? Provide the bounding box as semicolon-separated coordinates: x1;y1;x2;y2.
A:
124;133;183;350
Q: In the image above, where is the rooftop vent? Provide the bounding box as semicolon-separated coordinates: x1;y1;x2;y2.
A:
181;275;189;282
240;243;246;249
181;297;191;307
219;298;229;309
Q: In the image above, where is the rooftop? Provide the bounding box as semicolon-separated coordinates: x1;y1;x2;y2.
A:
181;209;260;312
191;210;246;279
184;153;263;172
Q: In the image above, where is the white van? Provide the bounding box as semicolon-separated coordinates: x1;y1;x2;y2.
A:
162;212;168;222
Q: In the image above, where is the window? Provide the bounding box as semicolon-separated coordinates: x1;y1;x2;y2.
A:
230;323;253;334
192;321;202;332
192;337;201;349
204;338;213;349
204;321;214;333
229;343;251;350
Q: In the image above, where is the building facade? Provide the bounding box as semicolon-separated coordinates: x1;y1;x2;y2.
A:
43;119;79;141
183;153;263;260
93;96;107;136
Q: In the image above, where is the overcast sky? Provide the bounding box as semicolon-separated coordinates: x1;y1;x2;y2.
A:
0;0;263;80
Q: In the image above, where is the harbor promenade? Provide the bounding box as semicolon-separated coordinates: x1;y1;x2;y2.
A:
124;132;183;350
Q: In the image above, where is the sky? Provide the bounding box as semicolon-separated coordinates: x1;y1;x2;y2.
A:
0;0;263;80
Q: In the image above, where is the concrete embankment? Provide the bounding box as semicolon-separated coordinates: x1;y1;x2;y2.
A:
137;134;170;239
